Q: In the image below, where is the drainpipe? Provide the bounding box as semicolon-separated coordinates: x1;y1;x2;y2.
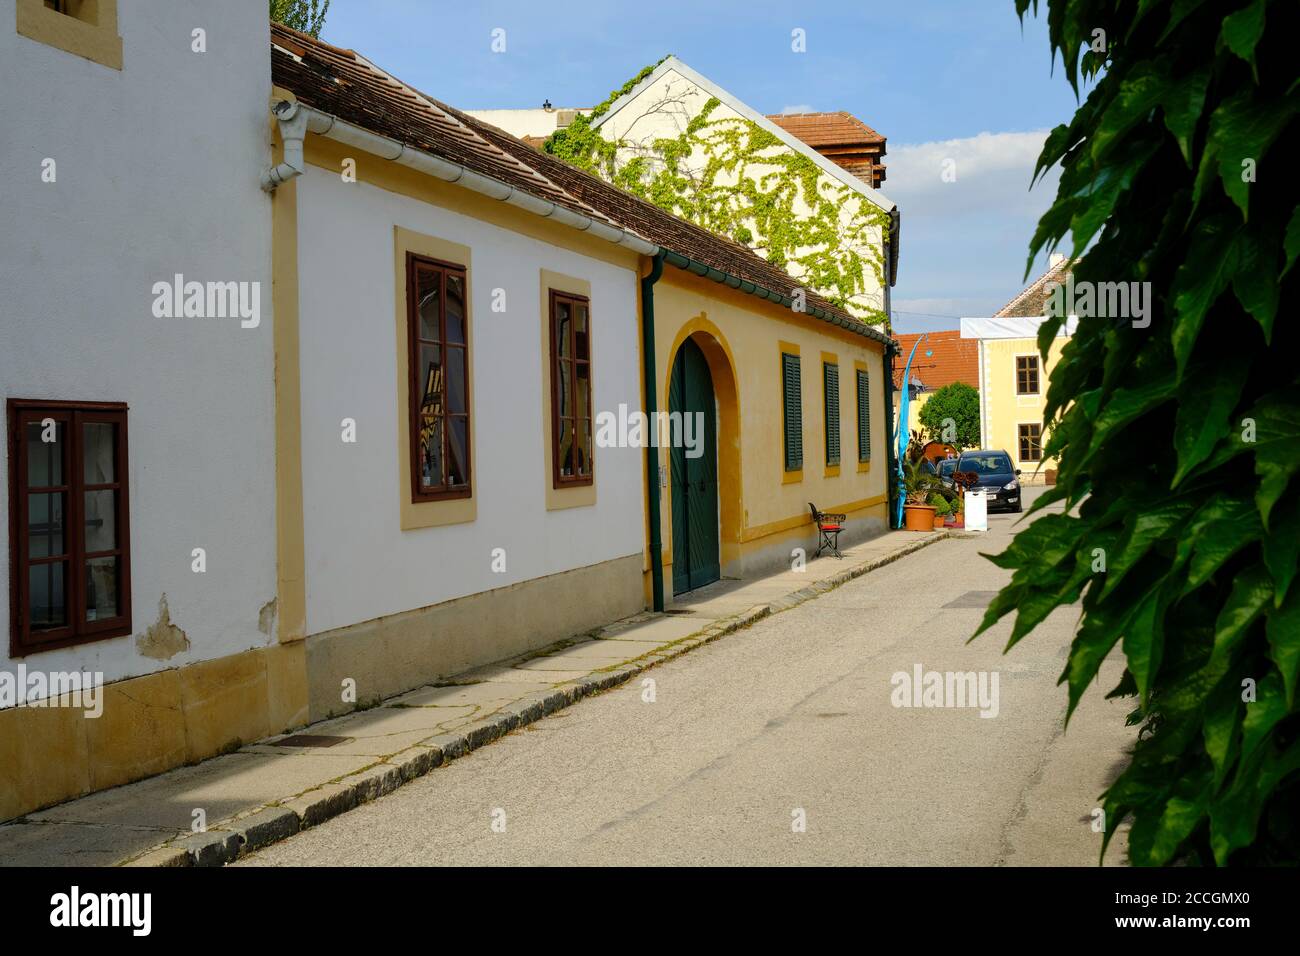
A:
261;100;310;191
642;252;667;611
883;339;899;529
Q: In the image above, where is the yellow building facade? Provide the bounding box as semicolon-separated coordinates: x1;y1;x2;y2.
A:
961;316;1075;482
649;269;891;603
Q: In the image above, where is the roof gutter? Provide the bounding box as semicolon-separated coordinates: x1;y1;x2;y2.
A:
660;250;893;348
261;100;659;257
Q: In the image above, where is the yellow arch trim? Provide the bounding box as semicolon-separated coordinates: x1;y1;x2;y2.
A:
661;314;745;575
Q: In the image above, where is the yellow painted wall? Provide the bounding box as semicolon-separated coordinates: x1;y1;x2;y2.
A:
651;269;889;597
892;389;929;438
0;641;307;823
981;336;1068;480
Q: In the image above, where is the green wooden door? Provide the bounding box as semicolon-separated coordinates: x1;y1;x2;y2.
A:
669;340;719;594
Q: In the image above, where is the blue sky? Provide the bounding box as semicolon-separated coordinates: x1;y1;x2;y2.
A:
318;1;1082;330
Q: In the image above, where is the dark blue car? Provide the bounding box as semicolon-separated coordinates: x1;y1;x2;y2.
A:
955;450;1023;513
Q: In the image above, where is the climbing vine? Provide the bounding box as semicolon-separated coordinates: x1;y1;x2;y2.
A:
545;63;892;326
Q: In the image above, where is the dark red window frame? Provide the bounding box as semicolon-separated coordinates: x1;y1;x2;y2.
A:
548;290;595;487
8;399;131;656
1016;355;1040;395
407;253;472;503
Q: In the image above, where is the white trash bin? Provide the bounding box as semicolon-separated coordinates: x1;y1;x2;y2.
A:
964;489;988;531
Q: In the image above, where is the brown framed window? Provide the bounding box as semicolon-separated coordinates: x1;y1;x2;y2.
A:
8;399;131;656
1018;423;1043;461
407;253;471;501
1016;355;1040;394
549;290;594;486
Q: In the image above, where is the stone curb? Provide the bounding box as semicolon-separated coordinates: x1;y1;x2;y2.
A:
128;530;951;867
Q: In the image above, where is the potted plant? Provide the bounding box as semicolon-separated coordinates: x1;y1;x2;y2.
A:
930;493;950;530
902;440;944;531
948;489;964;527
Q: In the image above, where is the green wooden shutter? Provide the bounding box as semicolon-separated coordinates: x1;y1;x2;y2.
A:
857;368;871;462
824;363;840;466
782;352;802;471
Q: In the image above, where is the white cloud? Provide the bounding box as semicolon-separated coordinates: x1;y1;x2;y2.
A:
777;104;816;115
886;130;1064;329
893;131;1051;178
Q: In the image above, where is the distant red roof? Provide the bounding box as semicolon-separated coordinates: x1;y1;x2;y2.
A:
767;111;885;146
767;111;887;188
891;331;978;391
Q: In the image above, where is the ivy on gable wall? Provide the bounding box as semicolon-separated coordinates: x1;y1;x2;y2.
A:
545;64;892;327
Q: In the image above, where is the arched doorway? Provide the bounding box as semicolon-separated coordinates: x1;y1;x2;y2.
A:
669;338;719;594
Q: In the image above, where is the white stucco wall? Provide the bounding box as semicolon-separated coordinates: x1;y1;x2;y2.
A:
295;166;645;636
0;2;276;687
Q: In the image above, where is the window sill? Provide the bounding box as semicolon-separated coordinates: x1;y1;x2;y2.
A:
16;0;123;70
412;485;472;503
401;493;476;530
547;479;596;511
11;622;131;658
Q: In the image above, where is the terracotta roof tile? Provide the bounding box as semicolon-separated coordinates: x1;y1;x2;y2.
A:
767;111;886;147
767;111;887;186
454;106;885;335
270;23;615;227
891;331;978;390
270;23;889;344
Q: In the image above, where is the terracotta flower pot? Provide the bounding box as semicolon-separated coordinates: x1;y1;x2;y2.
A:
904;504;936;531
933;514;946;530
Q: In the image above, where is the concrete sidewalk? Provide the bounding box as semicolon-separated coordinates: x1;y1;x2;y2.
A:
0;528;952;867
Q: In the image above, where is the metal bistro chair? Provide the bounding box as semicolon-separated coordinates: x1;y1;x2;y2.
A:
808;503;847;559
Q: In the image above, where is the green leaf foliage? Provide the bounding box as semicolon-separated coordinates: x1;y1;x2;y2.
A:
917;382;981;449
270;0;330;37
986;0;1299;866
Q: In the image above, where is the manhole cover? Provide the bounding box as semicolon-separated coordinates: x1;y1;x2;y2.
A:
943;590;1002;609
272;734;352;748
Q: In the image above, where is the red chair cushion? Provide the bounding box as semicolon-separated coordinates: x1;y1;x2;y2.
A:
819;524;842;531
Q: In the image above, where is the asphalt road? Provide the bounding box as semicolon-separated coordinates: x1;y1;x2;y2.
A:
241;487;1133;866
